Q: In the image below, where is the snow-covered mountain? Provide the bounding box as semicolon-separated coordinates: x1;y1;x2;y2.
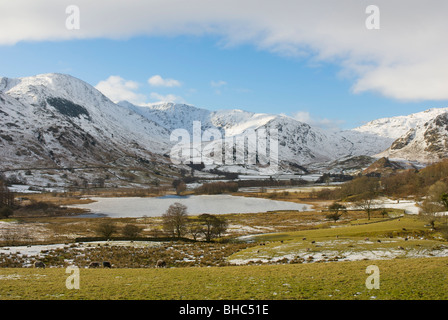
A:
119;101;393;169
0;73;177;188
0;73;171;166
352;107;448;140
1;72;447;189
377;112;448;163
352;107;448;163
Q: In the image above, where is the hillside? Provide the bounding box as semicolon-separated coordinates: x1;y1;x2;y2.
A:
0;74;177;189
378;112;448;163
362;157;410;176
119;101;394;168
1;73;448;188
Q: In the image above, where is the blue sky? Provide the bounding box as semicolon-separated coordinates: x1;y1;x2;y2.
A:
1;1;447;130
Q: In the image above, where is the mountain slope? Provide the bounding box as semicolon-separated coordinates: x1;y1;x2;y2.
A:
119;101;393;168
2;73;447;188
0;73;176;188
352;107;448;139
377;112;448;163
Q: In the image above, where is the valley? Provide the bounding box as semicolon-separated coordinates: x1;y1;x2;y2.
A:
2;73;448;301
2;73;447;192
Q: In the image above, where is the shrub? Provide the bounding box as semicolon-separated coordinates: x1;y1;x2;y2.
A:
0;206;14;218
325;212;342;222
95;220;117;238
163;203;189;238
438;224;448;240
196;182;238;195
122;224;143;239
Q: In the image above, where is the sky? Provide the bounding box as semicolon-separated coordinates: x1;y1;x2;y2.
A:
1;0;448;130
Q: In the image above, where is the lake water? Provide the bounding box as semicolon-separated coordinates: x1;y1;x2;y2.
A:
70;194;312;218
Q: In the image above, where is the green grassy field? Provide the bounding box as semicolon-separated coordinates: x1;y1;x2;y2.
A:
1;257;448;300
243;216;429;242
2;210;448;300
228;216;448;264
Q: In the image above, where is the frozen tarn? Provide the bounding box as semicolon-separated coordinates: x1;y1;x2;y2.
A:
68;195;313;218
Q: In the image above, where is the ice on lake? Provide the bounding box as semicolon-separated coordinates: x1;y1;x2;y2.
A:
70;194;312;218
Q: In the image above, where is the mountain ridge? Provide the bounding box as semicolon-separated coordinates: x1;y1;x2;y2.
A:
1;73;447;188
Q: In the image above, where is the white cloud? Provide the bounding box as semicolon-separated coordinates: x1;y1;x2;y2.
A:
148;75;181;87
293;111;345;132
352;59;448;101
95;75;186;105
211;80;227;95
211;80;227;87
2;0;448;101
149;92;185;103
95;75;146;104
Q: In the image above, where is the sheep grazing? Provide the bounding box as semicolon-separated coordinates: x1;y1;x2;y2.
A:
34;261;46;269
89;262;100;268
155;259;166;268
102;261;112;268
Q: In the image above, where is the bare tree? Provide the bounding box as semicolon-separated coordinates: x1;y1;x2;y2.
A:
427;181;448;210
355;192;377;220
0;179;14;209
122;224;142;239
419;199;444;229
188;223;204;241
326;202;347;221
162;202;188;238
172;180;186;196
418;181;448;229
96;220;117;238
197;214;228;242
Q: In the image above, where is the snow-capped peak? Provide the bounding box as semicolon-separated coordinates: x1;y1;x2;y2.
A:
353;107;448;139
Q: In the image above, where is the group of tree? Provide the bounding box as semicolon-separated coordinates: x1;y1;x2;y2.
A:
95;221;143;239
236;178;308;188
419;181;448;230
195;181;238;195
172;179;187;195
315;159;448;223
0;178;14;218
325;202;347;221
315;159;448;202
162;202;228;241
381;159;448;198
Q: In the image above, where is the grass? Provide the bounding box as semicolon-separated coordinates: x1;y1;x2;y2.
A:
228;216;445;264
1;257;448;300
3;191;448;300
242;216;429;242
0;241;254;268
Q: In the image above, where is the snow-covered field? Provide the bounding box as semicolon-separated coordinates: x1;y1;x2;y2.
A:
228;239;448;265
0;241;164;268
69;195;312;218
348;198;422;215
377;198;421;215
7;184;41;194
